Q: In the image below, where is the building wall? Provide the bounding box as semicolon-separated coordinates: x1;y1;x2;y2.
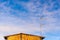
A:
22;34;41;40
7;34;20;40
4;33;44;40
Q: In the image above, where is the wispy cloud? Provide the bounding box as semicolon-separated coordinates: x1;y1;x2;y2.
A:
0;0;60;40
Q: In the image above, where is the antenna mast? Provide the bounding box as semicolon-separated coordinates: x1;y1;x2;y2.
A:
40;8;45;36
40;15;44;36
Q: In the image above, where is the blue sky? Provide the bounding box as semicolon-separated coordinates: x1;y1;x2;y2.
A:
0;0;60;40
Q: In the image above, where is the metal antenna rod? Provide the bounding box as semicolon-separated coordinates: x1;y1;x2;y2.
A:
40;15;43;36
40;7;44;36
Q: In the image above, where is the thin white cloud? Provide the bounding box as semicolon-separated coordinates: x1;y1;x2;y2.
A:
0;1;60;40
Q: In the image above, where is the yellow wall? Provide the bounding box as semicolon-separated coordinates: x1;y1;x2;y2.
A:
22;34;41;40
7;35;20;40
5;34;43;40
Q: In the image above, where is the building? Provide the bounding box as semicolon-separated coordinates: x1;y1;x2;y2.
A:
4;33;44;40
